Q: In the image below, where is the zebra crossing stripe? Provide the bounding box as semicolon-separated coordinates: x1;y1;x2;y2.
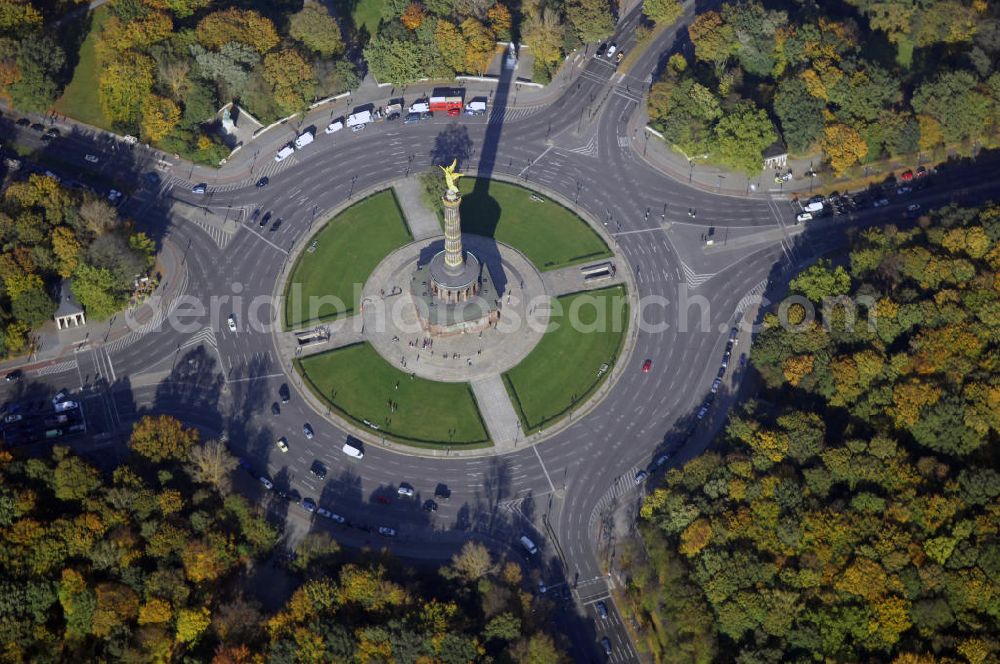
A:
30;359;79;377
179;327;219;351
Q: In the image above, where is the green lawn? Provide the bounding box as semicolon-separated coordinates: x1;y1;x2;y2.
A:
285;190;411;328
346;0;383;37
503;286;629;432
55;6;112;130
452;179;611;271
296;343;489;447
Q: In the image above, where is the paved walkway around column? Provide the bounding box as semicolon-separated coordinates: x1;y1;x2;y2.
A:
471;375;521;451
392;179;442;240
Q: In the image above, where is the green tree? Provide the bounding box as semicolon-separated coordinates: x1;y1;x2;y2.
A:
11;286;54;328
195;8;279;53
774;78;825;153
912;70;991;144
364;34;430;84
644;0;683;25
789;260;852;302
71;264;120;321
565;0;613;43
8;37;65;113
483;612;522;641
289;6;345;57
99;53;155;124
711;100;776;175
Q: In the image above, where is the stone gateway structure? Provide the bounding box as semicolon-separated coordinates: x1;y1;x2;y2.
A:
410;162;500;336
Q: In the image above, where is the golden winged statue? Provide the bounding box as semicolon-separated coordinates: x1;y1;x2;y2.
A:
440;159;463;195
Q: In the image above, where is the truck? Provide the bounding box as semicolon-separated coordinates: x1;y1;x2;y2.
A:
464;100;487;115
383;102;403;120
429;95;463;116
275;145;294;162
346;110;372;127
294;131;314;149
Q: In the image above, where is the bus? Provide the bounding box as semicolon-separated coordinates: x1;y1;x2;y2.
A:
580;261;616;282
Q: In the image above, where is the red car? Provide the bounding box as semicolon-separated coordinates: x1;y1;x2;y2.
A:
900;170;914;181
376;495;391;505
642;359;652;373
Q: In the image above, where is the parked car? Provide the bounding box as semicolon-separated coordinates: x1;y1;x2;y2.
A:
84;154;99;163
309;459;326;479
596;601;608;618
303;423;314;440
259;476;274;490
256;176;269;187
423;500;438;512
600;637;613;655
634;470;648;485
5;369;22;382
29;123;44;132
191;183;207;194
259;211;271;228
606;44;617;58
275;437;288;453
873;198;890;207
325;120;344;134
302;498;317;513
279;383;290;403
397;485;415;497
227;314;237;332
711;378;722;393
404;112;422;124
378;526;396;537
270;218;282;231
434;484;451;501
900;169;914;181
642;359;652;373
795;212;813;223
15;117;29;127
271;402;280;416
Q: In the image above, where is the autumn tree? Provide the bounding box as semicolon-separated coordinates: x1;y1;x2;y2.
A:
195;9;279;53
99;53;155;124
711;100;776;175
644;0;683;25
487;3;512;40
822;123;867;174
401;2;427;31
129;415;199;463
262;50;315;116
565;0;613;43
186;439;237;494
140;94;181;143
450;541;493;582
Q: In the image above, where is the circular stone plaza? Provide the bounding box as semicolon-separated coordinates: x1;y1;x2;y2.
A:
276;168;634;452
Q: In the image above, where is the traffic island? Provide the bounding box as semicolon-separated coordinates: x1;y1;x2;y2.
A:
274;171;636;455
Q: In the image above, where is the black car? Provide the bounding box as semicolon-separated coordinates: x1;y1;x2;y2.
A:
44;127;59;137
256;176;269;187
279;383;290;403
434;484;451;501
422;499;438;512
144;172;161;186
270;218;282;231
15;118;29;127
4;369;22;382
309;460;327;480
259;211;271;228
596;600;608;618
29;123;44;132
386;112;400;121
40;133;54;142
271;402;280;416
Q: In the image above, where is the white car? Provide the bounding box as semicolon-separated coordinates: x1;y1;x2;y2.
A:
276;437;288;453
378;526;396;537
259;476;274;490
318;508;346;523
325;120;344;134
84;154;99;163
397;485;415;497
795;212;813;223
227;314;237;332
606;44;617;58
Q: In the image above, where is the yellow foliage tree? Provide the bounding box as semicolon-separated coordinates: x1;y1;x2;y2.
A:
890;379;942;427
138;598;173;625
140;94;181;144
195;8;279;53
487;3;512;37
51;226;80;278
678;518;713;556
822;123;867;175
782;354;814;386
917;114;944;152
176;606;211;643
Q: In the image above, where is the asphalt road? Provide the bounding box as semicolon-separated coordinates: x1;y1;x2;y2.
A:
4;5;1000;661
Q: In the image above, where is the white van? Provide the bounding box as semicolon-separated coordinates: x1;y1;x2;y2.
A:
342;440;364;459
408;102;430;114
802;201;824;213
275;145;294;162
346;111;372;127
325;120;344;134
294;131;314;149
519;535;538;555
465;100;487;115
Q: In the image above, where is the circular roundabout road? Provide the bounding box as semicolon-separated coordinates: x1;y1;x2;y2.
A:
101;7;802;661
